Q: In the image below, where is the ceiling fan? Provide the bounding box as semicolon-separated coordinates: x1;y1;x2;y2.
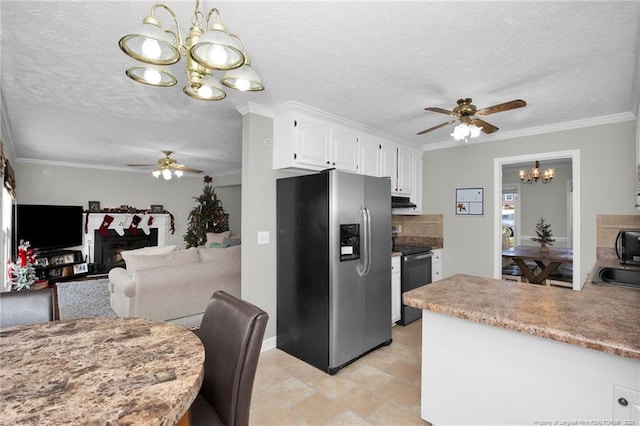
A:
127;150;203;179
417;98;527;138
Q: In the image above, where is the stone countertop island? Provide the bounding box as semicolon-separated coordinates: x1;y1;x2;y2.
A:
0;317;204;425
403;274;640;424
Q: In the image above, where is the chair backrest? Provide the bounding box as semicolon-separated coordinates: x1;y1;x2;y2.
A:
198;290;268;426
0;288;55;329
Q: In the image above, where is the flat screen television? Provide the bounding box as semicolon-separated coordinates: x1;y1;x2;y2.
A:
15;204;84;252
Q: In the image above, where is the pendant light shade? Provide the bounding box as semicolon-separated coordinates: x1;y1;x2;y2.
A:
183;74;227;101
125;65;177;86
190;22;245;70
221;56;265;91
119;15;180;65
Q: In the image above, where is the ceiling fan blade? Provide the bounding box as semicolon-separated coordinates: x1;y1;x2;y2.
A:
475;99;527;116
126;163;157;167
175;165;203;173
471;118;499;134
417;119;457;135
424;107;456;116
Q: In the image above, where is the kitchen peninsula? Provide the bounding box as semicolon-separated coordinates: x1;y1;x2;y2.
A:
404;274;639;424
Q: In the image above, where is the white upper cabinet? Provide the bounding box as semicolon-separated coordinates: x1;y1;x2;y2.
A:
359;135;382;177
273;101;422;213
274;108;357;172
396;145;413;195
330;123;359;172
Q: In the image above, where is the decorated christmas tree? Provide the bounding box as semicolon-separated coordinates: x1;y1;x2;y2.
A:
531;217;555;252
184;176;229;248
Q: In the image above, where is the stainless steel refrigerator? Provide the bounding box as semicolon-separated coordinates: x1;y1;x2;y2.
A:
276;169;392;375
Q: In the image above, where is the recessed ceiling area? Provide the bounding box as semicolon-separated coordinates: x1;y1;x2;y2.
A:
1;1;639;176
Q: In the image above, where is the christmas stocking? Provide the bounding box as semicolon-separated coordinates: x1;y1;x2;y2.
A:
99;215;114;237
140;215;153;235
129;215;142;235
113;215;127;236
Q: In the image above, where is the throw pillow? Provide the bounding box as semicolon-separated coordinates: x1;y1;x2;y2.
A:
121;245;176;263
209;242;230;249
223;237;241;247
206;231;231;246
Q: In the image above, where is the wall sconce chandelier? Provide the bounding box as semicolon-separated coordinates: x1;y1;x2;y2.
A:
520;161;555;184
119;0;264;101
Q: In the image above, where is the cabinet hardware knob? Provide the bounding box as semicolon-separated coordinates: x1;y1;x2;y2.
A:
618;397;629;406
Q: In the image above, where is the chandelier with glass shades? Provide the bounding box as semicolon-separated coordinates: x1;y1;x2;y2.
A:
118;0;264;101
520;161;555;184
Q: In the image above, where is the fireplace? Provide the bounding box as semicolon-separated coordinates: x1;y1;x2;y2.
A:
94;229;158;273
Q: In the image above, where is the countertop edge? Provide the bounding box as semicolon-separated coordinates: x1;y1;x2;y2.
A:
404;274;640;361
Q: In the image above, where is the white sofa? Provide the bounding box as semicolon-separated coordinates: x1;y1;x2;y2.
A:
108;244;241;328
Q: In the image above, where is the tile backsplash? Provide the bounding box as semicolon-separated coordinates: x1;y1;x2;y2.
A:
392;214;443;248
596;214;640;259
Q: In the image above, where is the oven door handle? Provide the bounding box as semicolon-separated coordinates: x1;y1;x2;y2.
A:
403;252;432;262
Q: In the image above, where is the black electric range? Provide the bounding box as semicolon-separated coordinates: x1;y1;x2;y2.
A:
392;244;433;325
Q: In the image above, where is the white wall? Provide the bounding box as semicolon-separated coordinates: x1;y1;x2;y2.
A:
13;162;241;249
239;108;298;341
422;120;637;284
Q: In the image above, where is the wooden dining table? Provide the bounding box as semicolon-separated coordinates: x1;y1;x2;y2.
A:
502;245;573;284
0;317;204;425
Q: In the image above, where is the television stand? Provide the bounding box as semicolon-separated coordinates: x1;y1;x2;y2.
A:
34;249;89;284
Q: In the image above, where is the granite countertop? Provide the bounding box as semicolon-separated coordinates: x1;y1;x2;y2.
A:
404;274;640;360
0;317;205;425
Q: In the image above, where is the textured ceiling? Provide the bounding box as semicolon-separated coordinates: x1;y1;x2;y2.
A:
1;1;639;177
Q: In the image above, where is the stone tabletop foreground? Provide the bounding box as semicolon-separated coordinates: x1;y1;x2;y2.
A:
404;274;640;360
0;317;204;425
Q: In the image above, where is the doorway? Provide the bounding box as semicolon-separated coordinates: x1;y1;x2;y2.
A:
494;150;581;290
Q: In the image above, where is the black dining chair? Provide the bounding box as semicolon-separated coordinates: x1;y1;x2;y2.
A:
189;290;269;426
0;288;56;329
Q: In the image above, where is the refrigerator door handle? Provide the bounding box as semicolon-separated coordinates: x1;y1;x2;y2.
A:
362;206;372;276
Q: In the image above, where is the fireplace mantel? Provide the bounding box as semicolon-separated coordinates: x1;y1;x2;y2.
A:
82;213;171;264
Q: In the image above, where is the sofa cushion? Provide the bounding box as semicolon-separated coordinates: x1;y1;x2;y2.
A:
121;245;177;263
223;236;241;247
206;231;231;246
199;244;241;263
126;247;200;277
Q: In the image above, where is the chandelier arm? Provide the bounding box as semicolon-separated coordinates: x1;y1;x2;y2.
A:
203;8;222;31
229;33;247;54
150;3;184;52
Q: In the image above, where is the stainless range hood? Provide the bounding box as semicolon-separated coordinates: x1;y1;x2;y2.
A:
391;196;416;209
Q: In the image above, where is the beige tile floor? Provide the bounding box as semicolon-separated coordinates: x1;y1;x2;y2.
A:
249;319;430;425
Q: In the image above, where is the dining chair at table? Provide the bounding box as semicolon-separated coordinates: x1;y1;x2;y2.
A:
0;288;55;329
189;290;269;426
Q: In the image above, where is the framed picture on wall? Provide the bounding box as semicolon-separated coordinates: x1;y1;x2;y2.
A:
456;188;484;216
88;201;101;212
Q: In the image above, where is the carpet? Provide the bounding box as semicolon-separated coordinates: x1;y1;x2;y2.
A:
56;279;117;320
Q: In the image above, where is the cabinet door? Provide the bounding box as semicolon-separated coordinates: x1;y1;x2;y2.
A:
396;146;413;195
294;115;330;168
391;256;401;323
331;124;359;172
380;142;397;192
359;135;381;177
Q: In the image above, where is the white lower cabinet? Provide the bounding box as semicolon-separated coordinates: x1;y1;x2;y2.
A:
391;255;401;324
431;248;443;282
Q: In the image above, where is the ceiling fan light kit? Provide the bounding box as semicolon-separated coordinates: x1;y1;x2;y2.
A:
418;98;527;142
119;0;264;101
129;151;203;180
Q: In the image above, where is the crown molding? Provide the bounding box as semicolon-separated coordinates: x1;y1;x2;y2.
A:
422;112;637;151
236;102;274;118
